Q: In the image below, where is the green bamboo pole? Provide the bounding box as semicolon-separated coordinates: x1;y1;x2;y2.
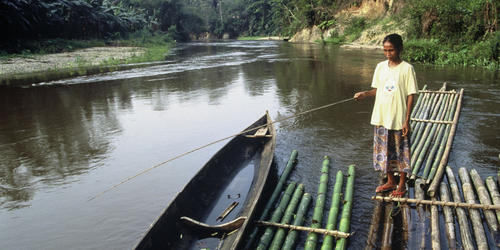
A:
321;170;344;250
470;169;499;233
411;92;431;141
282;193;312;250
458;167;488;250
257;182;297;250
431;197;440;250
415;178;427;250
440;182;457;250
413;91;431;121
365;177;385;250
411;93;445;155
410;85;428;127
486;176;500;224
414;93;452;177
335;165;356;250
446;167;475;250
269;184;305;250
411;92;439;147
244;150;298;249
421;94;457;179
400;183;411;246
411;94;450;177
410;93;438;149
426;91;459;184
381;202;394;250
304;156;330;250
427;89;464;196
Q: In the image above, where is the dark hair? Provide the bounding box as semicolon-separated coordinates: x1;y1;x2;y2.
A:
383;33;403;53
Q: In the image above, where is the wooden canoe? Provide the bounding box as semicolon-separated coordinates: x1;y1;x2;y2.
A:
134;112;276;250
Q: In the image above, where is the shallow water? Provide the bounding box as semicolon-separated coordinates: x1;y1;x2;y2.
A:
0;41;499;249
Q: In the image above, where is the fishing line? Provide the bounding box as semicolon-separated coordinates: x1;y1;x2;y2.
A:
88;97;355;201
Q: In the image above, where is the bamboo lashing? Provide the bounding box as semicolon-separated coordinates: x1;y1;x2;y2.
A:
410;118;454;124
427;88;464;196
255;221;350;238
371;196;500;210
419;90;458;94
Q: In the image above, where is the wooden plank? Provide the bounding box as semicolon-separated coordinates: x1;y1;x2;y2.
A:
255;127;268;136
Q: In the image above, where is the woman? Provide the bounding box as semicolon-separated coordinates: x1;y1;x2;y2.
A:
354;33;418;198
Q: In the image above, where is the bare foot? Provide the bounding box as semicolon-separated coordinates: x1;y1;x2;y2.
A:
390;187;407;198
375;183;397;193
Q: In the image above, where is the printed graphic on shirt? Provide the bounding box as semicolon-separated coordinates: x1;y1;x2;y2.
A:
382;74;399;98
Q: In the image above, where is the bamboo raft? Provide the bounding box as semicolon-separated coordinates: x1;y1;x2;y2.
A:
244;152;357;250
366;85;500;249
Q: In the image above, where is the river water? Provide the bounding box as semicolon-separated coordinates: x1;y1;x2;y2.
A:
0;41;499;249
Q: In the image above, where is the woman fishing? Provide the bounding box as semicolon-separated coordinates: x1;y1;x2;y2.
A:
354;33;418;198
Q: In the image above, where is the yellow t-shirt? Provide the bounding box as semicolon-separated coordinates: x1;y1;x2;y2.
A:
370;60;418;130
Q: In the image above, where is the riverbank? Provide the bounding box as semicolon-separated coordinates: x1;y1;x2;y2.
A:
0;37;171;87
0;47;145;75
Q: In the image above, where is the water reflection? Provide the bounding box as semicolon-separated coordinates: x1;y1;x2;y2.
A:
0;41;498;250
0;86;122;209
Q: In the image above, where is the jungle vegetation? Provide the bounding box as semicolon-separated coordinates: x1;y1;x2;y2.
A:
1;0;498;68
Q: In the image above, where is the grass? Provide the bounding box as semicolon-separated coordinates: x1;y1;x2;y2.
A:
237;36;269;40
0;30;173;86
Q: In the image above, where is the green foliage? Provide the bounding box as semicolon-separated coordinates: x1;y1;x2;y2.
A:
324;30;345;44
318;20;335;30
404;32;500;69
404;39;442;64
403;0;492;42
0;0;147;51
343;17;366;42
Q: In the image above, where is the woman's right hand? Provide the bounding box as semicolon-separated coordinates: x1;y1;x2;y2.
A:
354;91;365;100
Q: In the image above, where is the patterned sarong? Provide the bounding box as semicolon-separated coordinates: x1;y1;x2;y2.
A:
373;126;411;174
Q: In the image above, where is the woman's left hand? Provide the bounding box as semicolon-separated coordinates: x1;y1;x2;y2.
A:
402;121;410;137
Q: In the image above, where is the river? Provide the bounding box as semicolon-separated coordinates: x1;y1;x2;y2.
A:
1;41;499;249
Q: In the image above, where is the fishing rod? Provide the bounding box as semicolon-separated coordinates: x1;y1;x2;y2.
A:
88;97;355;201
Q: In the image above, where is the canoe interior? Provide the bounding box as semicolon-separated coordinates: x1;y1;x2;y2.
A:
135;114;276;250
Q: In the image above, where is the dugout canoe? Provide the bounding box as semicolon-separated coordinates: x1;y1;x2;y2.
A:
135;112;276;250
